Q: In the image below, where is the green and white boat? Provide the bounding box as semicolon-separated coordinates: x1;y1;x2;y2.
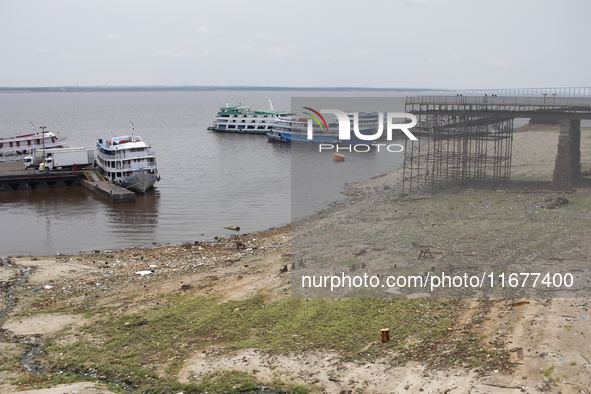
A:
207;99;293;134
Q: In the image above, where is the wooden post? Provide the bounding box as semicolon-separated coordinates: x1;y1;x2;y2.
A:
380;328;390;343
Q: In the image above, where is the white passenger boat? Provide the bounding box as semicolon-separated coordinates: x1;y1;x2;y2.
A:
207;99;292;134
0;127;68;162
95;132;160;193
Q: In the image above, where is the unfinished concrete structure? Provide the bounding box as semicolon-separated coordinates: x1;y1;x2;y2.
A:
402;96;591;193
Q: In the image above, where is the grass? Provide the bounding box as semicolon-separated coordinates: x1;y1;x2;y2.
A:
541;365;555;377
41;295;460;392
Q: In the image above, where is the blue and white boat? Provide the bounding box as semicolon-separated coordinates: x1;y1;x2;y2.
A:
95;132;160;194
267;112;383;145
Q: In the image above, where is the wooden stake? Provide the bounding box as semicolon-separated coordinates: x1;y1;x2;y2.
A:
380;328;390;343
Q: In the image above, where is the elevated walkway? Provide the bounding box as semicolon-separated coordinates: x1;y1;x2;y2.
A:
405;96;591;191
406;96;591;120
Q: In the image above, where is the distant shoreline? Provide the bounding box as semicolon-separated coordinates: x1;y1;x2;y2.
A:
0;86;443;93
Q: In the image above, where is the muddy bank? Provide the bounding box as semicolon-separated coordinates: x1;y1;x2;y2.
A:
1;129;590;393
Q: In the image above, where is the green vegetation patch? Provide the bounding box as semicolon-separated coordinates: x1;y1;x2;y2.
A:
44;295;459;392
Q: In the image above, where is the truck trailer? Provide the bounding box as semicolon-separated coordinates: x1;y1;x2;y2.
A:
24;148;94;171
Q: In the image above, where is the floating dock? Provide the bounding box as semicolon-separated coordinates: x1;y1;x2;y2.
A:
81;179;135;203
0;162;135;203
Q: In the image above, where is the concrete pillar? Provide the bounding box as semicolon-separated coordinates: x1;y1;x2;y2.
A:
551;119;581;190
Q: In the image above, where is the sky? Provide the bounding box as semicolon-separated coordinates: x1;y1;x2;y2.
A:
0;0;590;89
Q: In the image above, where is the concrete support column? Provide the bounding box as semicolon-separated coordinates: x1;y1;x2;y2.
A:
551;119;581;190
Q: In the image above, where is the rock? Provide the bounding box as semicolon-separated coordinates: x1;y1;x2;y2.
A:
225;226;240;231
407;292;431;298
352;248;367;256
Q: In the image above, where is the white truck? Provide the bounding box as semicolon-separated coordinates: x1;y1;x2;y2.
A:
24;148;94;171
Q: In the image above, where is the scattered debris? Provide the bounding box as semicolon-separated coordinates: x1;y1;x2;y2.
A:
542;195;569;209
418;248;434;260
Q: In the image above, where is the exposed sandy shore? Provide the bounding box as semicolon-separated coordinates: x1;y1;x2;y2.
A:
1;129;590;393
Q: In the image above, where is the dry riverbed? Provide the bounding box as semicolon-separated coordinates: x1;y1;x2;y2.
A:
1;128;591;393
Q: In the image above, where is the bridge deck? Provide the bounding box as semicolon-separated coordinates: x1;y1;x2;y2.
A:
405;96;591;120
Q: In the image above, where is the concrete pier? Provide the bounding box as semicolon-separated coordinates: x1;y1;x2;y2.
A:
552;119;581;190
0;162;135;203
0;162;81;191
81;179;135;203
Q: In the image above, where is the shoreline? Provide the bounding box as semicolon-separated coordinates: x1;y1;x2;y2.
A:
2;128;591;393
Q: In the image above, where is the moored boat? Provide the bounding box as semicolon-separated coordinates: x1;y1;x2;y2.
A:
95;130;160;194
267;112;383;145
207;99;292;134
0;126;68;162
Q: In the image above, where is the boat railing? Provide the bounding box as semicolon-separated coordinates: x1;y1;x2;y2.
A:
97;150;155;160
117;162;156;170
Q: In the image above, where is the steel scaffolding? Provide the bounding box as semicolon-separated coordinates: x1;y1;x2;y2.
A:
401;115;514;194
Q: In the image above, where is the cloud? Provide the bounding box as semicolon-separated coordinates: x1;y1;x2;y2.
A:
117;44;136;50
443;52;460;65
266;46;299;57
404;0;443;4
488;59;508;67
256;32;270;39
352;50;368;59
155;49;193;57
197;26;212;35
315;55;337;61
176;50;192;57
241;45;254;52
104;34;121;40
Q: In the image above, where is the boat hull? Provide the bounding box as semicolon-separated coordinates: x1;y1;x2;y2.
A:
118;173;158;194
208;127;268;135
266;132;291;143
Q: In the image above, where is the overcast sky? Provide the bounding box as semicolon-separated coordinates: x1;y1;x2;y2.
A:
1;0;590;89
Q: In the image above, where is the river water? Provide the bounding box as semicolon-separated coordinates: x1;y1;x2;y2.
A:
0;90;428;255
